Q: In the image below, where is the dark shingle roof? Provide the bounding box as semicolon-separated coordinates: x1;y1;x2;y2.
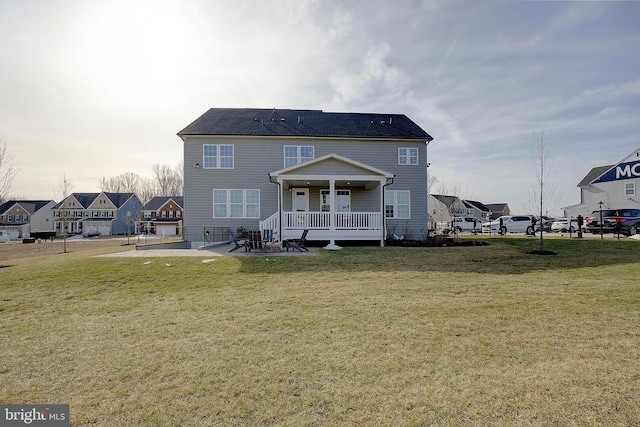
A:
52;193;134;209
143;196;184;211
104;193;135;208
432;194;459;207
0;200;53;214
463;200;490;212
485;203;510;212
577;165;613;187
52;193;98;209
178;108;432;140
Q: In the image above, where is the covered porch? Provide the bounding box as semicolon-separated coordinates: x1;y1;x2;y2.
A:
262;154;394;248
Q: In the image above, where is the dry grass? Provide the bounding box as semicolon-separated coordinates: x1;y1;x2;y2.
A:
1;238;638;426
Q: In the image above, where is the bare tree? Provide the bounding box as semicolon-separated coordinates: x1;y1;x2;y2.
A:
99;162;183;206
55;174;74;254
136;177;158;207
524;131;562;252
427;173;438;195
99;172;142;193
118;172;142;193
0;138;17;204
152;163;183;196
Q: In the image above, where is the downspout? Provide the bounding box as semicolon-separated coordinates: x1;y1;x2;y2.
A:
425;139;432;237
268;173;282;241
382;175;395;246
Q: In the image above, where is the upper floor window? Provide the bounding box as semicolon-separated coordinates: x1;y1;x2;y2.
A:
284;146;314;168
143;211;152;219
204;144;234;169
398;147;418;165
385;190;411;219
625;182;636;196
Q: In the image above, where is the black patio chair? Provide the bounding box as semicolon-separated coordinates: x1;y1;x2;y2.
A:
246;230;265;254
227;228;247;252
285;229;309;252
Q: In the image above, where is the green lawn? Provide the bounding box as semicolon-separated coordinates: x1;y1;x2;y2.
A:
1;238;639;426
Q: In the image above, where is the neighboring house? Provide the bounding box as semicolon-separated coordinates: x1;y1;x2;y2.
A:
563;147;640;218
429;194;466;230
463;200;492;221
485;203;511;220
178;108;433;248
141;196;184;236
53;192;142;236
0;200;56;238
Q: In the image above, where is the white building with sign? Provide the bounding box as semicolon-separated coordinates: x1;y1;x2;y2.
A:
563;147;640;218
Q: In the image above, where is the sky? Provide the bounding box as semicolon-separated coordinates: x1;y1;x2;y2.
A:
1;0;639;215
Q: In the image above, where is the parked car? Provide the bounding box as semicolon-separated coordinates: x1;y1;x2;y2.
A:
551;217;579;233
585;208;640;236
535;216;554;232
451;217;484;233
482;215;534;235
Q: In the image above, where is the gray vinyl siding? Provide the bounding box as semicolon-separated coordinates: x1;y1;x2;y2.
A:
566;177;640;218
183;136;428;244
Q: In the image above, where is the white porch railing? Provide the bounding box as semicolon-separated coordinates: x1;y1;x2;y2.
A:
260;212;383;241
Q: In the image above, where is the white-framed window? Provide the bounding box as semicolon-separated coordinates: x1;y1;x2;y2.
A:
624;182;636;196
204;144;234;169
213;189;260;218
320;190;351;212
284;146;314;168
385;190;411;219
144;211;152;219
398;147;418;165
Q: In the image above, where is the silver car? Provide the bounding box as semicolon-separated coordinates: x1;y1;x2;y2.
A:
551;218;578;233
482;215;534;235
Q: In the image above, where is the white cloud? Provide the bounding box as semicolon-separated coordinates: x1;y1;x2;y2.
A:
1;0;639;211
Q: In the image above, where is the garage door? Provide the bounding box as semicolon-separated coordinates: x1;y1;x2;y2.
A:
156;226;176;237
84;225;98;234
98;225;111;236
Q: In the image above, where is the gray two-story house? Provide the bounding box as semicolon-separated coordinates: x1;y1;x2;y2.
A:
178;108;433;248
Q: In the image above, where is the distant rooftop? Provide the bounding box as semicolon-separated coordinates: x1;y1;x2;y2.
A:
578;165;613;187
178;108;432;141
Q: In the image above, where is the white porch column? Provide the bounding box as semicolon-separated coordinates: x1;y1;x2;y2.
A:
380;178;386;246
324;179;342;250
